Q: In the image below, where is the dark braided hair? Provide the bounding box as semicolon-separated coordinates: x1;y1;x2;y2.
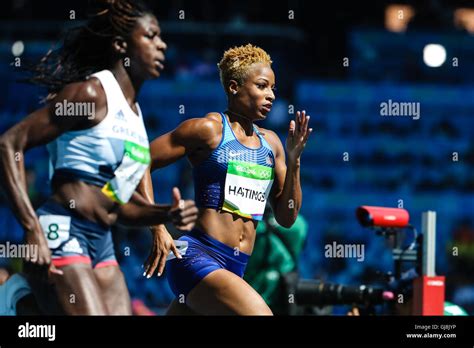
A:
25;0;152;99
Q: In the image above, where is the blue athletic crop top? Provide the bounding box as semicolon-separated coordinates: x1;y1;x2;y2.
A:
193;113;275;221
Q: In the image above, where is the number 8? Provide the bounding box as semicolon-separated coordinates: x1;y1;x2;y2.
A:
47;223;59;240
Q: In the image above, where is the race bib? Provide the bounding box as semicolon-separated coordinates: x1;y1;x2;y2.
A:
102;140;150;204
222;160;274;220
38;215;71;249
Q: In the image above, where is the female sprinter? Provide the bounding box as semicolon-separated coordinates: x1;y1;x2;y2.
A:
143;44;312;315
0;0;197;315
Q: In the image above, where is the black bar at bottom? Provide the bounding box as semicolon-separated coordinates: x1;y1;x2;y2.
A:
0;315;472;346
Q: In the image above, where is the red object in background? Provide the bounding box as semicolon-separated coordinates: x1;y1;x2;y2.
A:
356;206;410;228
131;299;156;316
413;276;445;315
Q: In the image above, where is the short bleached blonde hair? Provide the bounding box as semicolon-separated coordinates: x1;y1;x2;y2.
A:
217;44;272;91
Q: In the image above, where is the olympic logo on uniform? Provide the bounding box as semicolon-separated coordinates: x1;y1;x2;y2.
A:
258;170;272;180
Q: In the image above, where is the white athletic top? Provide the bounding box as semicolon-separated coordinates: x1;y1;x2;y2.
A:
47;70;151;204
0;274;32;315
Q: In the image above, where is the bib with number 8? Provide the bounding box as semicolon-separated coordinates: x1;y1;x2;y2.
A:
38;215;71;249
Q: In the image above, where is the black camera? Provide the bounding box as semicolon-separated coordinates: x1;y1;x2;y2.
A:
295;279;393;306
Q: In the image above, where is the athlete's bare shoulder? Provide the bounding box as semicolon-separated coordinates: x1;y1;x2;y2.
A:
177;113;220;135
204;112;222;123
52;77;107;127
255;126;283;155
56;77;105;105
173;112;222;150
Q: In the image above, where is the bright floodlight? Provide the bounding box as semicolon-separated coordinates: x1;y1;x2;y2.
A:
11;41;24;56
423;44;446;67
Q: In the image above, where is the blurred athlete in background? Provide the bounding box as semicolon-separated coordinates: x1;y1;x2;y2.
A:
0;0;197;315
